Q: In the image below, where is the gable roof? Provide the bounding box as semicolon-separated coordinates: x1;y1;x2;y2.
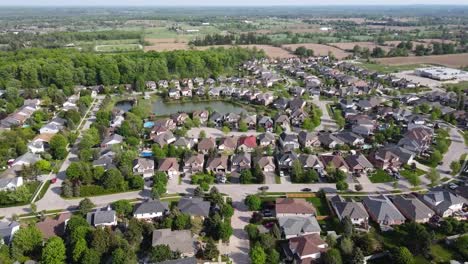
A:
362;195;405;223
177;197;210;217
279;216;321;236
238;135;257;148
134;200;169;215
391;195;434;221
152;229;195;254
36;213;71;239
421;191;466;213
289;234;327;258
329;195;368;220
276;198;316;215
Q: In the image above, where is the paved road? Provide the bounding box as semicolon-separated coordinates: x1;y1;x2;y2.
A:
310;95;339;132
436;126;468;182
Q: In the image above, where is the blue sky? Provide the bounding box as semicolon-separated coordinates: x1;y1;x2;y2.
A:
0;0;466;6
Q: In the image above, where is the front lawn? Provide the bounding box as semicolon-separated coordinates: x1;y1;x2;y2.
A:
368;169;394;183
400;168;426;178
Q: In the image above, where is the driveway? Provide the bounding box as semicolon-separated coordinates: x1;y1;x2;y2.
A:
263;172;276;184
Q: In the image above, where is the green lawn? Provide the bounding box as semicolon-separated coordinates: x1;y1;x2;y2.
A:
369;169;394;183
357;61;428;73
430;244;455;263
306;197;331;216
400;168;426;178
33;180;51;203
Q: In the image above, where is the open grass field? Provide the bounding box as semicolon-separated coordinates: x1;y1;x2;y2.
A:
197;44;295;58
95;44;143;52
356;61;428;73
282;43;351;59
376;53;468;68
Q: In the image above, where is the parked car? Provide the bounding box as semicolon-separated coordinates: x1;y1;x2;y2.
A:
263;209;273;217
301;188;311;192
50;178;57;184
448;183;458;190
258;186;269;191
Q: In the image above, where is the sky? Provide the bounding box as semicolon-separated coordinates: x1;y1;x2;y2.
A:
0;0;466;6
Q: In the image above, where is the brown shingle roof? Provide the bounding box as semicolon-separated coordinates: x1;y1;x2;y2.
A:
276;198;316;215
289;233;327;258
35;213;71;239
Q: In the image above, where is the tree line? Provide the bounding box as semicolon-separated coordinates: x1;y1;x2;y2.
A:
0;31;144;51
189;33;272;46
0;47;264;90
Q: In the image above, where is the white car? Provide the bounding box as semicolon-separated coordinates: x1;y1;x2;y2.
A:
448;183;458;190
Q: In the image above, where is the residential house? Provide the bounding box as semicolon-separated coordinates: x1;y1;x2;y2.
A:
319;154;349;173
36;213;71;239
254;156;276;172
273;98;290;110
274;114;290;130
11;153;42;167
371;146;402;170
299;154;323;171
258;116;274;132
177;197;210;219
243;114;257;130
86;207;117;227
168;88;180;99
152;131;176;147
0;221;20;244
398;126;433;154
231;153;251;172
334;131;364;147
101;134;124;148
238;135;257;152
279;132;300;151
197;138;216;154
391;195;435;223
133;158;155;178
345;154;374;174
290;109;307;126
277;152;299;171
183;154;205;175
275;198;316;217
152;229;196;257
173;137;195;149
278;216;321;238
328;195;369;227
318;132;344;149
206;155;229;174
192;110;209;124
28;133;55;153
362;195;405;228
171;112;190;126
298;131;320;148
258;132;276;147
287;234;328;262
157;158;180;178
289;97;306;112
218;136;238;152
133;200;169;220
209;112;223;126
0;177;24;191
420;191;466;217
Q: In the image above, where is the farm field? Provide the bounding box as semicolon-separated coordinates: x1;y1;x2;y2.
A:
375;53;468;68
282;43;351;59
95;44;143;52
330;41;393;52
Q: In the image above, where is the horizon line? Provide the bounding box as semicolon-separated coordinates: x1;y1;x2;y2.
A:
1;4;468;7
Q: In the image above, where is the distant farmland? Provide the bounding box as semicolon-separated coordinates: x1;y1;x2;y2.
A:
375;53;468;68
282;43;351;59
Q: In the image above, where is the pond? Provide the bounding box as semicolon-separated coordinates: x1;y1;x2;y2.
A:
114;100;134;112
151;98;246;116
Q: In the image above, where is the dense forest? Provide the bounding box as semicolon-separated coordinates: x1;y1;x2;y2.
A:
0;47;265;89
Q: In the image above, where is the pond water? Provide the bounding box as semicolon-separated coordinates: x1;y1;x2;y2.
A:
151;98;245;116
114;100;134;112
115;98;246;116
